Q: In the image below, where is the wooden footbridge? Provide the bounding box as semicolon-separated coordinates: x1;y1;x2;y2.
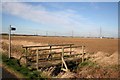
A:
20;44;86;72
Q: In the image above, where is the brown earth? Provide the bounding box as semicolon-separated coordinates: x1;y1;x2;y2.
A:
2;35;118;54
1;35;118;66
1;35;119;78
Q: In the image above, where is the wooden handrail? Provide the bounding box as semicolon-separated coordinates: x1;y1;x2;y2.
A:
48;44;74;46
22;45;49;48
22;43;74;48
26;51;74;57
21;43;86;71
30;46;84;51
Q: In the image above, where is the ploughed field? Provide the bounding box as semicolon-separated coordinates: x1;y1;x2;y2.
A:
1;35;119;78
2;35;118;54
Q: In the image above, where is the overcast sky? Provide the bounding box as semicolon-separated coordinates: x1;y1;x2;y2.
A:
1;2;118;37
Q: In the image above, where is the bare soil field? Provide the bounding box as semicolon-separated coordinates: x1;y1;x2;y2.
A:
1;35;119;78
2;35;118;54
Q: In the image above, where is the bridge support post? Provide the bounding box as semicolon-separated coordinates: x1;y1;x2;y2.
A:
47;46;52;60
70;45;72;55
36;49;39;71
25;47;28;67
82;46;84;63
50;46;52;60
61;47;69;72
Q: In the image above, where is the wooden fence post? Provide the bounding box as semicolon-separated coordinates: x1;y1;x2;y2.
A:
61;47;64;68
70;45;72;55
82;46;84;63
61;47;69;72
50;46;52;59
25;47;28;67
47;46;52;60
36;49;39;71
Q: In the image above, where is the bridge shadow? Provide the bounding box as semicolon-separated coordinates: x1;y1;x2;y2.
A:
50;58;82;76
2;67;18;79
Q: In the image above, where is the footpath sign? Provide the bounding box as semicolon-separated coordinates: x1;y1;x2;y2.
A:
9;25;16;58
11;27;16;31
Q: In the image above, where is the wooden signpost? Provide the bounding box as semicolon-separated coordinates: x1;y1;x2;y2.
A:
9;25;16;58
